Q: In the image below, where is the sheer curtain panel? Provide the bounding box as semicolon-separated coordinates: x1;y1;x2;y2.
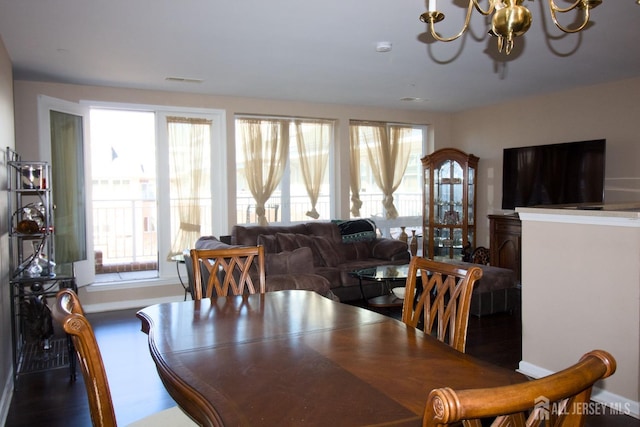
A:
167;116;212;259
295;119;331;219
349;126;363;217
351;121;412;219
238;118;288;226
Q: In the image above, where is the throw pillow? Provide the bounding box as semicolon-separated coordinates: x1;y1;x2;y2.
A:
294;234;325;267
287;246;314;274
257;234;279;254
274;232;326;267
275;233;300;252
333;219;377;243
265;247;314;276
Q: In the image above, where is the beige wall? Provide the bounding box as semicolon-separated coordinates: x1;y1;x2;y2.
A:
0;36;15;422
518;208;640;415
450;77;640;246
451;79;640;414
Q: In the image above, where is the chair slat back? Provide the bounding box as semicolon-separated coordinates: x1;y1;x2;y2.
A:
190;246;266;300
402;257;482;353
423;350;617;427
51;289;118;427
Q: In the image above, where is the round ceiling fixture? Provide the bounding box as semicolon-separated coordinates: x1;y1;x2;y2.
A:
375;41;392;52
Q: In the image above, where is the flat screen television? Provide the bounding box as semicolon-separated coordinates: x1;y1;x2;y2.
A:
501;139;606;210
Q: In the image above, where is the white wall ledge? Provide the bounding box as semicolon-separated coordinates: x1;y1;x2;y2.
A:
517;203;640;228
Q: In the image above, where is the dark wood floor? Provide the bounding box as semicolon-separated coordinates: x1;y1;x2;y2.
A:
5;301;636;426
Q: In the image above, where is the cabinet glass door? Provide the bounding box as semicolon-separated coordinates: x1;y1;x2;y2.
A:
422;148;478;261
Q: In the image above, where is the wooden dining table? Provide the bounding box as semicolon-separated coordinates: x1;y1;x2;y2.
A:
137;290;525;427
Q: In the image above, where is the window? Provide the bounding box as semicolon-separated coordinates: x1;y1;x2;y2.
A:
90;109;157;278
235;116;333;225
350;121;425;237
89;107;223;283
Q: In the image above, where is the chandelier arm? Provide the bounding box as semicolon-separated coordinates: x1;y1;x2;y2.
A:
548;0;584;14
428;1;476;42
549;0;591;33
472;0;497;16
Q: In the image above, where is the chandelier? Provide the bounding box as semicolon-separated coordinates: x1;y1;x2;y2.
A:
420;0;603;55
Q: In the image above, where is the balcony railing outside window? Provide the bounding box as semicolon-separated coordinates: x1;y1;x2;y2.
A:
236;192;421;233
93;198;212;273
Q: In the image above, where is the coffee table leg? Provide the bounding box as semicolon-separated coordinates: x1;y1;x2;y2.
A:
359;277;367;304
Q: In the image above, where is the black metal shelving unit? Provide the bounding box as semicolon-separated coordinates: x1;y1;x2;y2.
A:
6;147;76;384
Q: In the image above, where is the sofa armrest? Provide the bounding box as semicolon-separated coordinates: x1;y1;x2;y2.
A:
195;235;236;250
370;238;410;261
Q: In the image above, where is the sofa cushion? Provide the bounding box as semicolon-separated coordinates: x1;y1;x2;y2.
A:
311;236;343;267
334;219;377;243
257;234;279;254
266;273;336;300
444;259;517;294
304;221;342;243
341;241;372;261
232;224;307;246
371;238;409;260
275;233;326;267
275;232;299;252
265;247;314;276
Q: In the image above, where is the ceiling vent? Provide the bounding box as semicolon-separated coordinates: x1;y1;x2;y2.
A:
165;77;204;83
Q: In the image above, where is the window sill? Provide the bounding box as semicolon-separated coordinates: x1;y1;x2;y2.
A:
86;276;181;292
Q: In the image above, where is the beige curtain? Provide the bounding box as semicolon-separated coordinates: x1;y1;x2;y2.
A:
167;116;211;259
349;126;363;217
353;122;412;219
239;118;289;226
295;119;330;219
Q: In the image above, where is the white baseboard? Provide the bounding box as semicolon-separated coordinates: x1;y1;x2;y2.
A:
82;295;186;314
519;361;639;419
0;370;14;427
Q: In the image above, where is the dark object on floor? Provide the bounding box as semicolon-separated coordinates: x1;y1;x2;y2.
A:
21;294;54;346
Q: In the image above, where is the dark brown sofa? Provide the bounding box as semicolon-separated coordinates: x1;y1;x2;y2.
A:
231;221;410;301
186;235;337;301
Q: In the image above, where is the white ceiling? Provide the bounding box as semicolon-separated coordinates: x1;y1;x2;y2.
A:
0;1;639;112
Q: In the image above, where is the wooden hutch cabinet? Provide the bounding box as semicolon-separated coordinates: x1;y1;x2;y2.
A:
488;213;522;283
422;148;479;260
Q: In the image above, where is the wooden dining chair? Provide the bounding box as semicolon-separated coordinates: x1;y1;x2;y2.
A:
190;245;266;300
401;257;482;353
51;289;196;427
423;349;617;427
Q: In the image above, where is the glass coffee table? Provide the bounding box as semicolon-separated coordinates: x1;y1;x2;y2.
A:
351;264;413;308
